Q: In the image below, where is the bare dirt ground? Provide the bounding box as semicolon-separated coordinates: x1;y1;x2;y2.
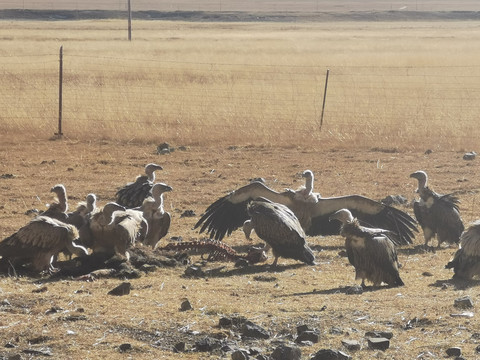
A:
0;138;479;359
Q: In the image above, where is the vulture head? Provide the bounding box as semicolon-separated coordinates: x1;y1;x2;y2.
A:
151;183;173;198
329;208;355;224
103;202;126;224
302;169;314;180
410;170;428;192
145;163;163;181
243;219;254;240
49;184;68;212
86;193;97;212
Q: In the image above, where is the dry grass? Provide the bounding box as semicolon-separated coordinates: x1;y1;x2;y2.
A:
0;139;479;359
1;19;480;149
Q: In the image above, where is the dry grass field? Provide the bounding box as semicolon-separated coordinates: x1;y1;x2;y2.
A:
1;4;480;359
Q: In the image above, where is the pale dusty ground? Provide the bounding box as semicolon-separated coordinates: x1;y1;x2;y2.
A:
0;138;479;359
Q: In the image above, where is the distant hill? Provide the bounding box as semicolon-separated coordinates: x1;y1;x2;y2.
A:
0;9;479;22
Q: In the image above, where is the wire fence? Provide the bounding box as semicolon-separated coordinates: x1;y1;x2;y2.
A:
1;50;480;146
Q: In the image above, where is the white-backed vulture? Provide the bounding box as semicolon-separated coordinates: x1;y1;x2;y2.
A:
116;163;163;208
246;198;315;266
89;202;146;259
40;184;69;221
410;171;464;248
446;220;480;279
0;216;88;273
329;209;404;288
294;170;319;203
195;171;417;245
136;183;173;248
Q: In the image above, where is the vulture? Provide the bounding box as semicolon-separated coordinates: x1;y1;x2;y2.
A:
329;209;404;288
136;183;173;248
116;163;163;208
195;170;417;245
410;171;464;248
0;216;88;273
245;198;315;267
40;184;69;221
89;202;146;259
446;220;480;279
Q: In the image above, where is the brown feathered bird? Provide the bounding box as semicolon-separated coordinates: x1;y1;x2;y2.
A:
195;171;417;246
245;198;315;267
446;220;480;279
329;208;404;288
410;170;464;248
115;163;163;208
89;202;146;259
40;184;69;221
0;216;88;273
136;183;173;248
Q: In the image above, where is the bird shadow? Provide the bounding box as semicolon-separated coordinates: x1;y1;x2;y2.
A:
200;262;310;278
429;277;480;290
277;284;394;297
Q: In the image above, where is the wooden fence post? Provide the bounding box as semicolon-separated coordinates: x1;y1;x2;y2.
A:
128;0;132;41
56;45;63;136
319;68;329;130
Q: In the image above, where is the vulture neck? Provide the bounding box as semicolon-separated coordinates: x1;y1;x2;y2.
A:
155;193;165;213
146;169;156;182
304;175;314;196
57;191;68;213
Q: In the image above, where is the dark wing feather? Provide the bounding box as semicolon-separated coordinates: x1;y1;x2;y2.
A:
116;175;153;208
431;194;464;244
194;182;295;241
145;212;171;248
367;235;404;286
250;201;314;265
307;195;417;245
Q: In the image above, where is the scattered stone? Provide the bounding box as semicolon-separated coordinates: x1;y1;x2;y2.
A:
296;330;319;344
382;195;408;206
32;286;48;293
270;344;301;360
184;265;205;278
119;343;132;353
253;275;277;282
454;296;474;309
231;349;249;360
180;298;193;311
463;151;476;160
139;264;157;273
476;344;480;353
367;337;390;351
446;347;461;357
311;348;351;360
173;342;185;353
1;299;11;306
24;209;40;216
0;173;15;179
28;336;52;345
7;355;22;360
422;271;433;277
338;250;348;257
424;149;433;155
365;331;393;339
194;337;220;352
219;317;233;327
329;327;343;335
45;306;62;315
177;146;188;151
297;325;310;335
61;315;87;322
180;210;196;218
107;282;131;296
345;285;363;295
341;339;361;351
157;142;173;154
5;342;16;348
450;312;474;318
404;317;433;329
241;321;270;339
22;348;53;356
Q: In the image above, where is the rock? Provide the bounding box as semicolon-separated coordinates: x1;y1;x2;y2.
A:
184;265;205;277
180;299;193;311
107;282;131;296
219;317;233;327
310;349;351;360
382;195;408;206
173;342;185;353
345;285;363;295
445;347;461;357
367;337;390;351
424;149;433;154
329;327;343;335
139;264;157;273
476;344;480;353
296;324;310;335
231;349;249;360
1;299;11;306
7;354;22;360
271;344;301;360
5;342;16;348
194;337;219;352
241;321;270;339
463;151;476;160
118;343;132;352
180;210;196;218
454;296;474;309
365;331;393;339
296;330;319;344
341;339;360;351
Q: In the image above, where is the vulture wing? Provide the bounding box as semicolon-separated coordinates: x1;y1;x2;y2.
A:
430;193;464;244
116;175;153;208
307;195;417;245
194;181;295;241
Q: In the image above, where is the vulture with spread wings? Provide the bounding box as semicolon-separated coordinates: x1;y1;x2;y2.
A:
195;171;417;246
